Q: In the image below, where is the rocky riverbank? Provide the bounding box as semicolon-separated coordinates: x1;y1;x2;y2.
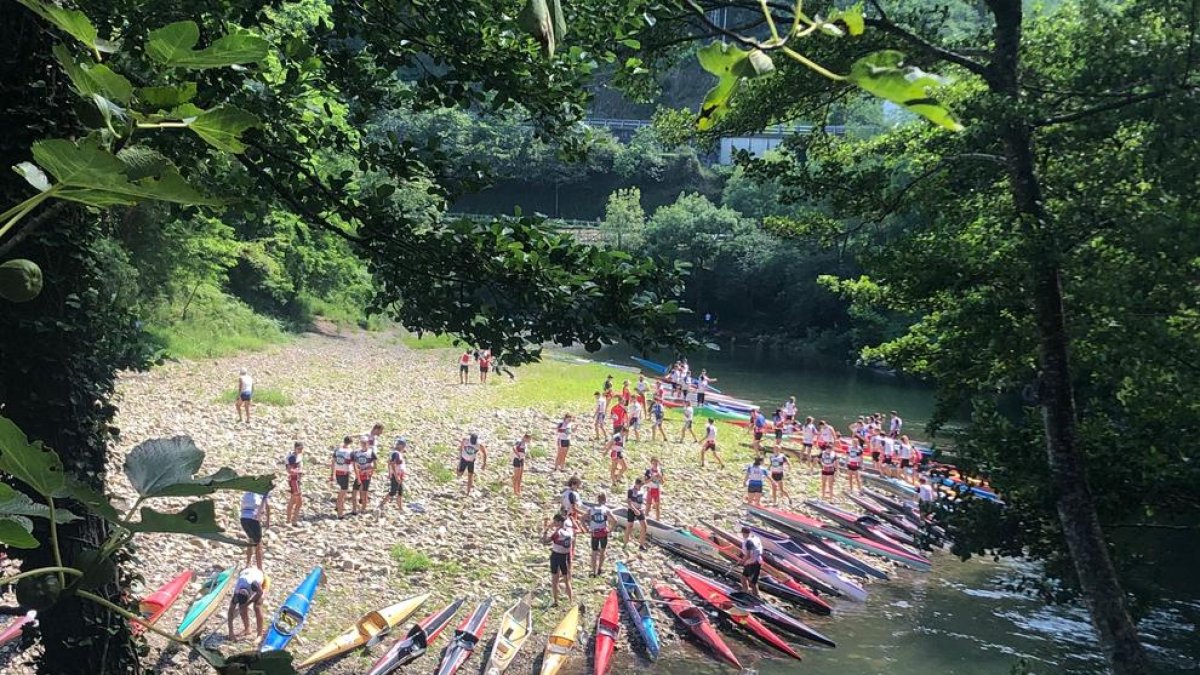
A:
11;328;899;674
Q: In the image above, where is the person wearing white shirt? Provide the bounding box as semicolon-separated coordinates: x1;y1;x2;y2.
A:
235;368;254;423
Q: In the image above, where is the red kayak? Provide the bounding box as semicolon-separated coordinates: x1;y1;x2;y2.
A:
672;567;801;660
135;570;193;635
593;590;620;675
0;611;36;647
689;526;834;612
434;598;492;675
653;583;741;669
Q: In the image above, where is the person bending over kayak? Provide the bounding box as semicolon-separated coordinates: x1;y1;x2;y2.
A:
458;349;472;384
227;566;267;640
700;419;725;469
846;437;864;493
235;368;254;423
625;477;649;551
511;433;531;496
679;403;698;443
768;450;791;506
644;457;666;520
819;444;838;500
560;475;584;530
285;442;304;525
379;438;408;513
738;527;764;597
744;458;767;506
554;413;573;471
329;436;354;519
592;392;607;441
587;494;617;577
457;433;488;496
627;398;643;442
352;434;377;515
603;431;629;485
541;513;574;607
239;490;270;568
650;399;667;442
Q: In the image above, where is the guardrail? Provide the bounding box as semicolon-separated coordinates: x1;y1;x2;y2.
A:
581;118;853;136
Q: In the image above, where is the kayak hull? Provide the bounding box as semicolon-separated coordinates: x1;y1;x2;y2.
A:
653;583;741;669
136;570;193;635
484;594;533;675
593;590;620;675
434;598;493;675
366;598;464;675
748;505;932;570
537;604;579;675
261;565;324;652
176;567;236;639
0;611;36;647
672;566;801;660
615;561;661;659
297;593;429;667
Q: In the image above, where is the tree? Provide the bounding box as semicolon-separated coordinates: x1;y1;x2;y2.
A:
638;1;1200;672
601;186;646;249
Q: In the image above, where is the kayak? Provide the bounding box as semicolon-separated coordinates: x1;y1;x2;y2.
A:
366;598;464;675
632;357;724;394
260;565;324;652
747;505;932;571
537;604;579;675
0;611;36;647
672;566;801;660
434;597;493;675
727;590;836;647
741;521;885;581
846;492;922;537
790;531;891;581
698;404;748;422
656;540;832;615
593;590;620;675
719;521;868;602
297;593;429;667
483;594;533;675
862;472;921;499
135;570;193;635
614;561;661;659
689;525;841;601
653;583;741;669
805;499;921;551
177;567;236;639
606;507;716;557
699;521;850;600
861;488;922;525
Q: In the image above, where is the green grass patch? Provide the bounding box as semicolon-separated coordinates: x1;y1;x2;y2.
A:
424;452;455;484
145;286;289;360
217;386;293;406
398;330;460;350
390;544;433;573
529;447;548;459
492;358;628;408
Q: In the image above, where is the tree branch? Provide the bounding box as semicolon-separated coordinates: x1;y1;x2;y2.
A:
1035;89;1178;127
863;10;989;77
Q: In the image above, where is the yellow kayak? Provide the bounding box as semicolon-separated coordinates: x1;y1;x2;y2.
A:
537;605;580;675
297;593;429;667
483;594;533;675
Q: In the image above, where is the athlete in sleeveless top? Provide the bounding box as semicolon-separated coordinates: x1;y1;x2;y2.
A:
511;433;531;496
643;457;666;520
586;493;616;576
768;450;791;506
819;445;838;500
604;431;628;485
456;433;488;496
744;457;768;506
285;442;303;525
328;436;355;519
700;419;725;468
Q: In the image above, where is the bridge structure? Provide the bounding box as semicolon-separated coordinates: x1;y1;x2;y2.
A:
444;211;613;245
581;117;853;163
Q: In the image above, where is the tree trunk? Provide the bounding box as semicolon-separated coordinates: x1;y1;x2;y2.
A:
985;2;1150;670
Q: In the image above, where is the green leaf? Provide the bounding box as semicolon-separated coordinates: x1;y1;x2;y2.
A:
0;518;38;549
30;138;218;207
117;146;170;181
123;436;272;498
696;42;773;131
128;500;246;546
186;106;259;153
146;21;269;69
518;0;567;57
848;50;963;131
136;83;198;109
13;162;50;192
828;3;865;36
0;488;80;524
14;0;107;53
57;477;122;524
0;416;66;497
53;45;133;104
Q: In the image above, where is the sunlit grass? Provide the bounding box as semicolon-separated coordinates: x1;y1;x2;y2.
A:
397;331;461;350
217;386;293;406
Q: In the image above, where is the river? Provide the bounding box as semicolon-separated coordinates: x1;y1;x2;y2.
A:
573;344;1200;674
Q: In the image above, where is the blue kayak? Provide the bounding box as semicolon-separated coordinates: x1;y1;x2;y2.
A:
629;357;723;394
614;562;660;660
260;566;323;652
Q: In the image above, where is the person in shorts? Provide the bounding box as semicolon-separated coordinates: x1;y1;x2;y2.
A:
592;391;607;440
457;433;488;496
379;437;408;513
604;431;628;485
739;526;763;597
801;416;817;465
239;490;270;568
329;436;354;519
284;442;303;525
768;450;791;506
226;566;267;640
541;513;574;606
352;434;377;515
678;403;698;442
478;348;491;384
625;477;648;550
650;399;667;441
643;457;665;520
458;349;472;384
511;433;531;496
235;368;254;423
846;436;864;492
744;457;767;506
819;445;838;500
586;494;615;576
554;413;573;471
700;419;724;468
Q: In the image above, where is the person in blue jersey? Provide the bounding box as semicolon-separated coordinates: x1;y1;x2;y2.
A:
748;407;768;455
284;442;304;525
586;494;617;577
456;433;488;496
649;399;668;441
329;436;355;519
378;438;408;513
744;457;768;506
239;490;270;568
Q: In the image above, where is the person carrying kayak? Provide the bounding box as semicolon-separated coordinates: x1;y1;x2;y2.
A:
511;433;531;496
819;443;838;500
625;477;649;551
603;431;629;485
738;526;763;597
378;438;408;513
285;441;303;526
700;418;725;469
592;391;607;440
650;399;667;441
627;398;643;442
458;349;472;384
768;449;791;506
541;513;574;607
456;433;488;496
554;413;573;471
679;402;698;443
644;457;666;520
235;368;254;423
352;434;377;516
329;436;354;519
744;457;767;506
586;494;617;577
560;475;584;530
846;436;864;493
226;566;267;640
239;490;270;568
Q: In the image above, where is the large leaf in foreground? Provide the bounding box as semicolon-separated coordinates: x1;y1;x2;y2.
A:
0;416;65;497
128;500;246;546
696;41;774;131
29;138;219;207
53;45;133;104
186;106;259;153
0;484;79;523
14;0;111;53
0;518;38;549
146;21;269;69
848;50;963;131
124;436;272;497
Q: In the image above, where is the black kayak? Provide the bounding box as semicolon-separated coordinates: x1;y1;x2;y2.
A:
366;598;464;675
728;590;836;648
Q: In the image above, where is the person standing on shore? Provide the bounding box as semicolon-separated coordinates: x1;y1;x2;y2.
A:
768;449;791;506
889;410;903;437
379;438;407;513
610;399;627;436
554;414;573;471
458;349;472;384
604;431;628;485
511;433;530;496
846;436;864;493
456;433;487;496
602;374;614;404
898;434;916;485
771;408;785;451
744;457;767;506
819;443;838;500
635;374;649;404
620;379;632;406
478;349;491;384
284;442;303;525
329;436;354;519
592;392;607;440
239;490;270;568
650;399;667;441
782;396;797;424
738;526;763;597
586;494;616;577
559;475;584;530
644;457;665;520
801;416;817;466
541;513;574;607
700;418;724;468
624;477;649;551
697;369;715;406
236;368;254;423
679;402;698;443
352;434;377;515
627;397;643;442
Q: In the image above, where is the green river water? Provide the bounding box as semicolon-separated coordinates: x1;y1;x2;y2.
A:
570;345;1199;675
